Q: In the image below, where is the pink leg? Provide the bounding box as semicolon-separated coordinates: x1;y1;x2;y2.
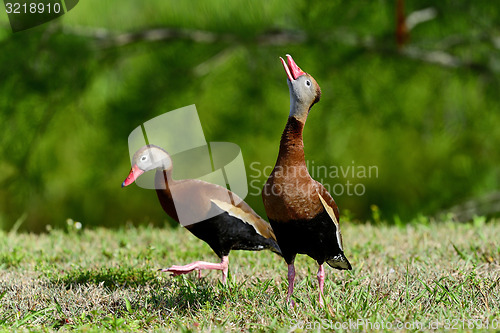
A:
159;256;229;284
287;263;296;306
317;264;325;307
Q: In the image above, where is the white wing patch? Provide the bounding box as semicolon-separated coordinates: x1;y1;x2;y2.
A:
317;192;343;251
210;199;265;237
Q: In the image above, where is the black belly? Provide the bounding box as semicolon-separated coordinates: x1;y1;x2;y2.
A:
270;210;346;266
186;211;281;258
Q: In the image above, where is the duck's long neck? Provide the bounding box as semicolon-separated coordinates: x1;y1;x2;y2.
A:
276;116;307;167
156;168;174;189
153;157;174;193
288;94;310;122
155;168;180;222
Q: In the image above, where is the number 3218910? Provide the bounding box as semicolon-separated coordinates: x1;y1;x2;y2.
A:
5;2;62;14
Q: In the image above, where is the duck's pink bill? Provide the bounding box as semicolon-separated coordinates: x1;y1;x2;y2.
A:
280;54;306;81
122;164;144;187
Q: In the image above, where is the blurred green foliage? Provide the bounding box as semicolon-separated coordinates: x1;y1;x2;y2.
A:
0;0;499;231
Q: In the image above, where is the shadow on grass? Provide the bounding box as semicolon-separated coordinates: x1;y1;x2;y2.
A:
148;278;231;314
53;267;160;290
50;267;231;313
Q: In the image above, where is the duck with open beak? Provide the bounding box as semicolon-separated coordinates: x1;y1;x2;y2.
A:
263;54;351;306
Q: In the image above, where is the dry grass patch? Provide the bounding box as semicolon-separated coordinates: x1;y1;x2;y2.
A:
0;220;498;331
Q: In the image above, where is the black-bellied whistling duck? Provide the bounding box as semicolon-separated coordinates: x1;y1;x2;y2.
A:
262;55;352;306
122;144;281;283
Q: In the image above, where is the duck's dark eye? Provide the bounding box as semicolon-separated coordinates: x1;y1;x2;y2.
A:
141;155;148;162
305;80;311;87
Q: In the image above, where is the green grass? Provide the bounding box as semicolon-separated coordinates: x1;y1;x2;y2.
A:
0;220;498;331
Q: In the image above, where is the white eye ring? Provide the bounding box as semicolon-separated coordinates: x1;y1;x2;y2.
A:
305;80;311;87
140;155;148;162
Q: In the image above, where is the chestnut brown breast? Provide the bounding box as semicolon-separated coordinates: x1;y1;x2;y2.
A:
263;116;330;222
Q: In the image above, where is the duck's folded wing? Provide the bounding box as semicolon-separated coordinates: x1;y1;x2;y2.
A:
210;199;277;241
316;184;344;251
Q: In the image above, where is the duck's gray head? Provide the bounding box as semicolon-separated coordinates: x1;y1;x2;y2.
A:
122;144;172;187
280;54;321;122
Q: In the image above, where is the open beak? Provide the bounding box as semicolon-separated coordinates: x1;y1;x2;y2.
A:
280;54;306;81
122;164;144;187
